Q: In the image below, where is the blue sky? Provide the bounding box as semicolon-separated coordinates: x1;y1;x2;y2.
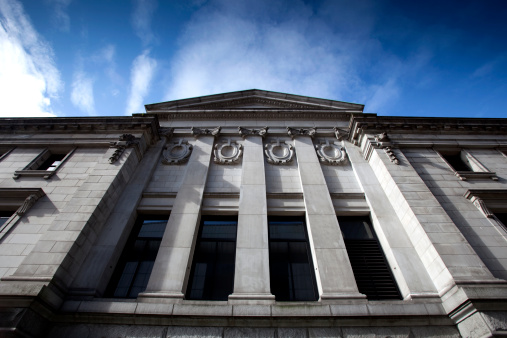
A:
0;0;506;118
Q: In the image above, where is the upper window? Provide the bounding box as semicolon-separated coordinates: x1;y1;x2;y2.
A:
268;216;318;301
106;215;168;298
338;216;401;300
437;149;497;181
186;216;237;301
14;148;76;179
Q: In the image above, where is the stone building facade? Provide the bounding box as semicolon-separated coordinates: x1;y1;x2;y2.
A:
0;89;506;337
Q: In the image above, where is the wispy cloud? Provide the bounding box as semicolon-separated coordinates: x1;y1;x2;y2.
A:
46;0;72;32
131;0;157;46
125;49;157;116
0;0;62;117
71;69;95;115
163;0;432;114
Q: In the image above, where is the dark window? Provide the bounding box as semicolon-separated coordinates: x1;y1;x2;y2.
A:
441;152;471;172
494;213;507;229
268;216;318;301
106;216;168;298
339;216;401;300
0;210;14;227
186;216;237;301
37;154;66;171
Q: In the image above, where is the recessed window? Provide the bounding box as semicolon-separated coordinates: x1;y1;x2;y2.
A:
14;148;75;179
106;215;168;298
437;149;497;181
186;216;237;301
268;216;318;301
0;210;15;228
338;216;401;300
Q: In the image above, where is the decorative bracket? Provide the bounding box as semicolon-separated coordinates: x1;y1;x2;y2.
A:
162;139;193;165
333;127;348;141
374;132;400;165
315;140;348;165
214;139;243;165
287;127;316;138
238;126;268;138
191;126;221;138
265;138;294;165
109;134;138;164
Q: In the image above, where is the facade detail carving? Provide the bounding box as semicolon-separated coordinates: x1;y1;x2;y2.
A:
374;132;400;165
16;194;41;216
238;126;268;138
160;128;174;139
264;139;294;165
315;140;348;165
162;139;193;165
109;134;138;164
333;127;348;141
191;126;221;137
214;139;243;165
287;127;316;138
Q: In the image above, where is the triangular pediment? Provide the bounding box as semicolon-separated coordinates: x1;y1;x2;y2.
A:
145;89;364;112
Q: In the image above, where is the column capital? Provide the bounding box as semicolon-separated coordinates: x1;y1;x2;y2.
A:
287;127;316;138
191;126;221;138
238;126;268;138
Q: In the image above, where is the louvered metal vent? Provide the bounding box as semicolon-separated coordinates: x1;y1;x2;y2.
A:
344;239;401;300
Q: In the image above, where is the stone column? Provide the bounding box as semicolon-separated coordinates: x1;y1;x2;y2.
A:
229;127;274;303
289;128;364;300
345;142;439;299
141;128;218;301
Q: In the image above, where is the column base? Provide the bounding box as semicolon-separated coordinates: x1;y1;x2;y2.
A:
228;293;276;305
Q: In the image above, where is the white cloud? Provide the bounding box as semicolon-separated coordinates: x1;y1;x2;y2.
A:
0;0;62;117
46;0;72;32
132;0;157;46
163;0;432;113
125;50;157;116
71;70;95;115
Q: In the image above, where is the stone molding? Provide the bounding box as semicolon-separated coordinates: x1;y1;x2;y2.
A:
214;139;243;165
238;126;268;138
464;189;507;232
162;139;193;165
287;127;316;138
315;140;348;165
191;126;221;138
264;139;294;165
109;134;139;164
374;132;400;165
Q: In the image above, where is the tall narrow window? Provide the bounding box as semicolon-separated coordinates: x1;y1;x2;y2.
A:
106;215;168;298
441;152;471;172
338;216;401;300
186;216;237;301
268;216;318;301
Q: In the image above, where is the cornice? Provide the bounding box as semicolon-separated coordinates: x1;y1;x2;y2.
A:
0;116;160;144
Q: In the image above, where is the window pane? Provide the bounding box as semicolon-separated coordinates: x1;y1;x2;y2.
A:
186;217;237;301
107;215;168;298
268;217;318;301
339;216;375;240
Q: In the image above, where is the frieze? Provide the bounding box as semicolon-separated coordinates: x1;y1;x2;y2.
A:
214;139;243;165
175;97;330;110
265;139;294;165
287;127;316;138
315;140;348;165
162;139;193;165
191;126;221;137
155;112;352;121
238;126;268;138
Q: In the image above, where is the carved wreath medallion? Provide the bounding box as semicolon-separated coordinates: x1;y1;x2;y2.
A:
214;139;243;165
315;140;347;165
162;139;193;165
265;139;294;165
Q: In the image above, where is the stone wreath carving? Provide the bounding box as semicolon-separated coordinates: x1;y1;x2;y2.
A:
214;139;243;165
238;126;268;138
265;139;294;165
374;132;400;165
287;127;316;138
315;140;348;165
191;126;221;137
162;139;193;165
109;134;138;164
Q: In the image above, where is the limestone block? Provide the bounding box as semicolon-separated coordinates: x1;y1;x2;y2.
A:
224;327;275;338
167;326;223;338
